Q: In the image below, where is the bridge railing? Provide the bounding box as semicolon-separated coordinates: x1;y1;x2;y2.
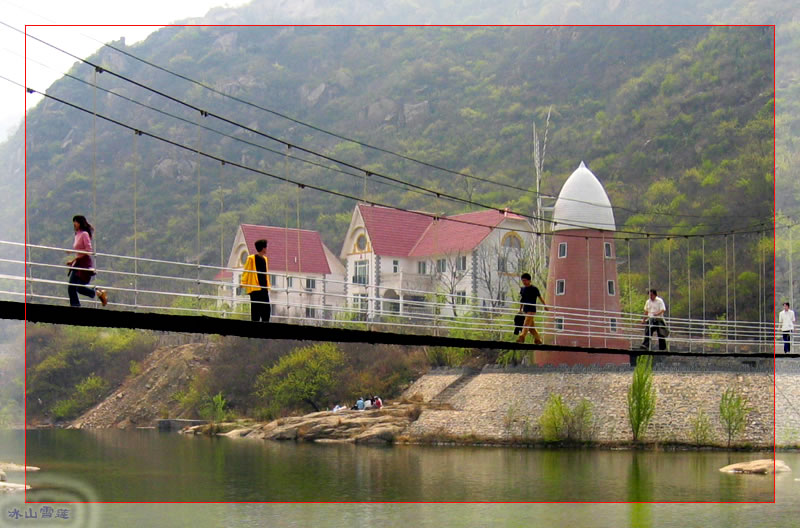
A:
0;239;780;354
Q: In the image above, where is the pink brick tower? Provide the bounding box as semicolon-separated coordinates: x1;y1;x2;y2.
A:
537;162;629;366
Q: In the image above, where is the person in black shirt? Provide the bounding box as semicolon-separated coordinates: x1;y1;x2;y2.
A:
516;272;548;344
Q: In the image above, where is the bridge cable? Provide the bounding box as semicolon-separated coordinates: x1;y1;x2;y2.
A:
133;130;139;309
733;233;737;348
725;234;729;354
3;72;775;243
702;236;706;353
687;236;692;354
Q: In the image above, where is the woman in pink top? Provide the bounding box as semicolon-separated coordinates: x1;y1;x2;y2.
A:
66;215;107;307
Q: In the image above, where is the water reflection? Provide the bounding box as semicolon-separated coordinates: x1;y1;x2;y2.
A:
21;430;777;503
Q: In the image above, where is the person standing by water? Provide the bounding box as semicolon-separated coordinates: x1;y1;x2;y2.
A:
66;215;107;307
240;239;271;322
640;289;667;351
516;272;548;344
779;302;795;353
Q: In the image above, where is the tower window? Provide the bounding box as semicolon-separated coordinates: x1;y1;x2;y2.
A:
607;280;615;296
555;317;564;331
556;279;566;295
604;242;612;258
610;318;618;333
558;243;567;259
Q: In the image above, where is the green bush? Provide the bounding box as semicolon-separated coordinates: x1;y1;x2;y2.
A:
538;394;594;443
254;342;343;413
690;409;713;445
199;392;230;423
627;355;656;443
719;387;751;448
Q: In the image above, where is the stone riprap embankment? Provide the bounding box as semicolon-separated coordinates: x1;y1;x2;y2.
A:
402;361;797;448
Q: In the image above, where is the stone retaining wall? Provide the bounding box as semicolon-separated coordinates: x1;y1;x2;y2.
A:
405;361;800;448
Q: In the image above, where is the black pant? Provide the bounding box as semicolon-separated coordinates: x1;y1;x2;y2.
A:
784;332;792;353
249;289;271;322
643;318;667;350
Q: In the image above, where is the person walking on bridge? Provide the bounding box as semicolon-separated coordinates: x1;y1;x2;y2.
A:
241;239;271;322
779;302;795;353
66;215;107;307
516;272;548;344
640;289;667;351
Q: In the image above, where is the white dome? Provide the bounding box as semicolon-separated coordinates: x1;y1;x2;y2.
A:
552;162;616;232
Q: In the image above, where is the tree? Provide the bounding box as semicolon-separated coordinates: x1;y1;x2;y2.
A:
627;355;656;442
719;387;751;448
435;249;469;317
254;343;343;413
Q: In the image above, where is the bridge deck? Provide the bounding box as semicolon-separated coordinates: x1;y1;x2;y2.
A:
0;300;784;359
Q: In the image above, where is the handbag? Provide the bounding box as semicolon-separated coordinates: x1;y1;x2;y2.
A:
513;313;525;335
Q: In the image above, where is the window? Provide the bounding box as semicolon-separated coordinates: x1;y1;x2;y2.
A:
269;274;278;287
498;256;507;272
604;242;612;258
609;318;618;333
355;294;368;311
555;317;564;331
456;255;467;272
393;260;399;273
286;276;293;288
417;261;427;275
356;234;367;252
503;234;522;249
353;260;368;285
306;278;316;291
305;307;316;319
240;251;248;265
607;280;615;296
455;291;467;305
556;279;566;295
558;243;567;258
436;259;447;273
236;286;244;297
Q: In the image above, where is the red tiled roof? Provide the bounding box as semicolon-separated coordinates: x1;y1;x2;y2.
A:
213;269;233;281
358;204;433;257
240;224;331;274
409;210;523;257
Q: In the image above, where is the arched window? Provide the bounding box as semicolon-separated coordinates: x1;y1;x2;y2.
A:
503;233;522;249
240;250;248;265
356;234;367;252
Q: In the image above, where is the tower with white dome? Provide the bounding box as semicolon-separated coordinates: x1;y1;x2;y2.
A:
537;162;629;365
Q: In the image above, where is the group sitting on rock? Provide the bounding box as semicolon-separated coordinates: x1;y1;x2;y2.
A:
351;396;382;411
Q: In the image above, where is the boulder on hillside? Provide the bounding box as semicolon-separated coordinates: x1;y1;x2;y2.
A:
719;459;791;474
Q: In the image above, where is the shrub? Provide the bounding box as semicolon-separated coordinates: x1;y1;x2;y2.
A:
690;409;713;446
627;355;656;442
199;392;229;423
539;394;594;442
719;387;751;448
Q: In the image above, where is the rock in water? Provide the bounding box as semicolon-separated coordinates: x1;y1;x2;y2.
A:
719;459;791;474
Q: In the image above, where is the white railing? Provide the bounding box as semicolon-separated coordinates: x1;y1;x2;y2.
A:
0;239;781;354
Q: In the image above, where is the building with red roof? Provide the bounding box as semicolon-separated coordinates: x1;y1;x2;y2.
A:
217;224;345;321
340;204;533;318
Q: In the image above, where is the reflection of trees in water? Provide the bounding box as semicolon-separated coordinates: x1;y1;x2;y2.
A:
628;454;653;527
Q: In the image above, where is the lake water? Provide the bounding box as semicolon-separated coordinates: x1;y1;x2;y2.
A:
3;430;800;527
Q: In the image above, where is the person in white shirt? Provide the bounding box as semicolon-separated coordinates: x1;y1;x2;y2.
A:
640;289;667;351
779;302;796;353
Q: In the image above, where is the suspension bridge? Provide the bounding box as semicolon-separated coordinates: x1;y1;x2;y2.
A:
0;239;786;362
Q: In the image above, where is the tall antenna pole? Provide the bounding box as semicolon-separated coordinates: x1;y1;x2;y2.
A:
531;106;552;280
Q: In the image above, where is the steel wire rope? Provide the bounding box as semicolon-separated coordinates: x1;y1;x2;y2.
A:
90;34;772;223
3;73;777;245
5;23;774;232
